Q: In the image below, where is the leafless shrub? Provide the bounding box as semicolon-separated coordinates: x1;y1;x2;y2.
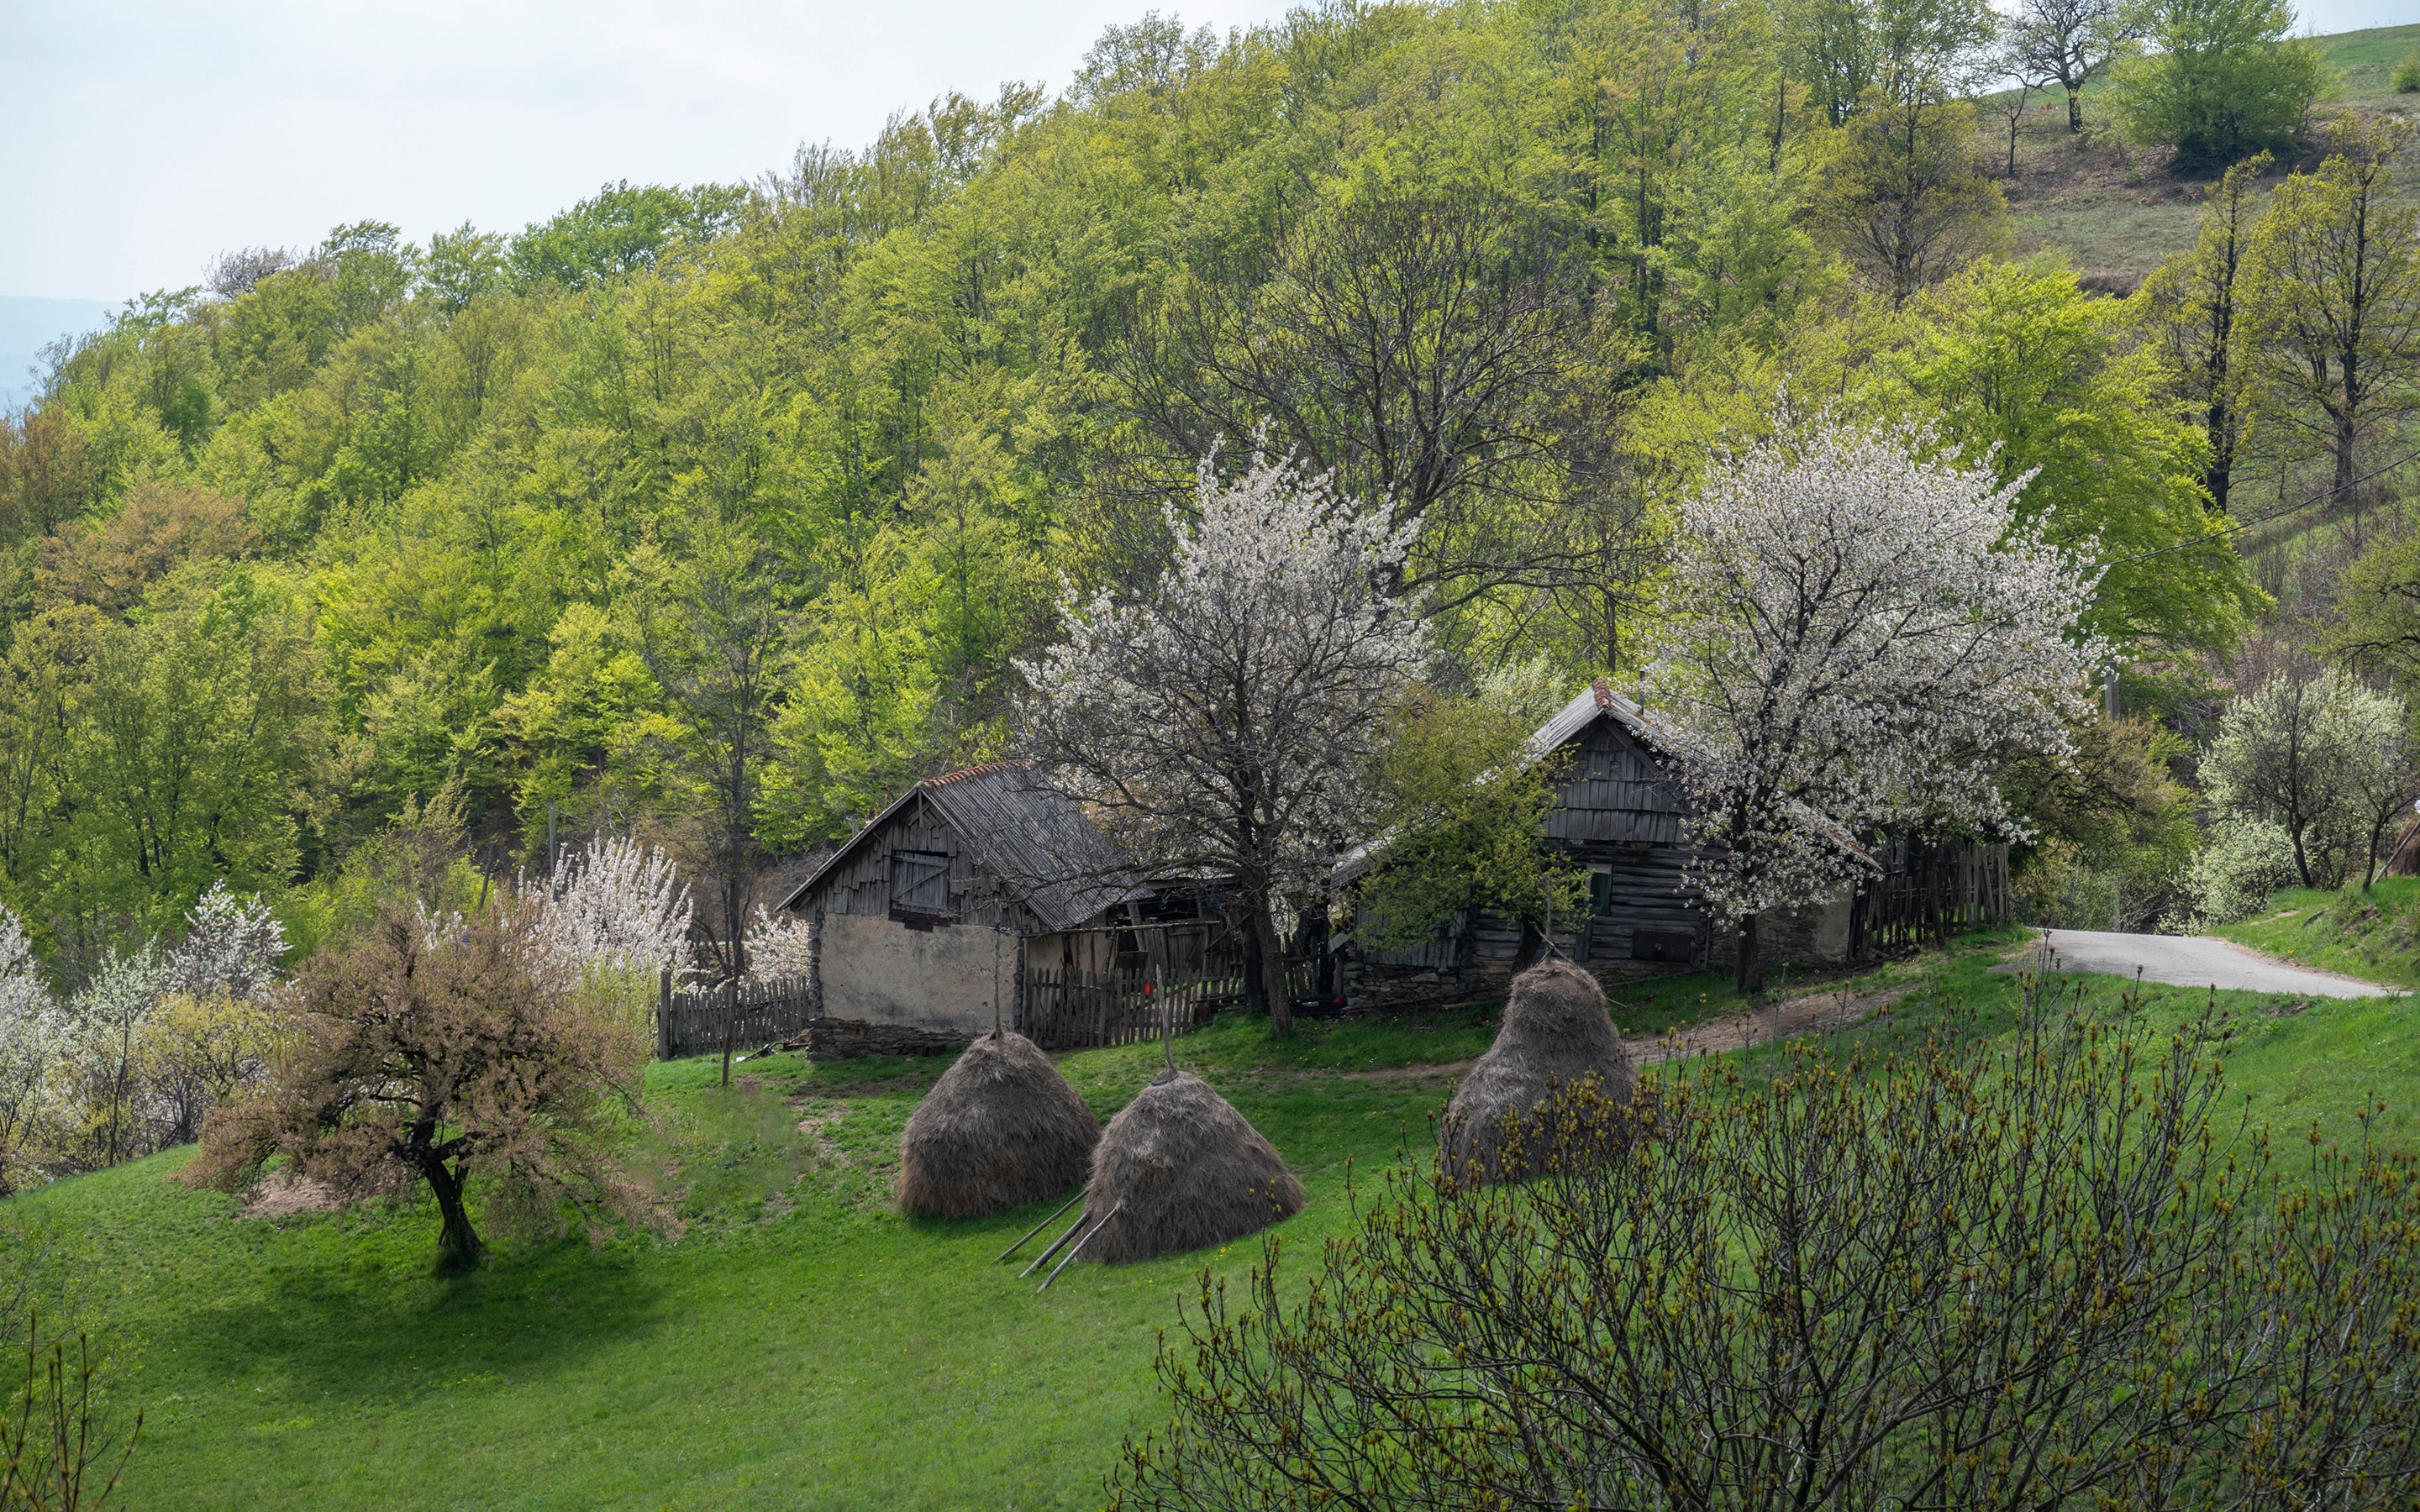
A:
1113;975;2420;1510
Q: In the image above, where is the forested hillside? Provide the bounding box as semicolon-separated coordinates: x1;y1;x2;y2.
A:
0;0;2405;988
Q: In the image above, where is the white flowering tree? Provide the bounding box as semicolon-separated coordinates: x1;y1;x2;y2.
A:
526;834;695;988
1023;450;1428;1037
743;906;815;982
63;944;170;1168
0;908;60;1195
1646;418;2104;990
2203;669;2417;891
168;881;287;1000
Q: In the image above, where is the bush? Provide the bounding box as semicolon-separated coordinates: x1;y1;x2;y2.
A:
2110;0;2325;169
2394;52;2420;93
2174;817;2301;927
1113;979;2420;1509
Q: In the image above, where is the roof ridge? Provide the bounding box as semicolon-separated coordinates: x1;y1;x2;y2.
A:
921;757;1034;788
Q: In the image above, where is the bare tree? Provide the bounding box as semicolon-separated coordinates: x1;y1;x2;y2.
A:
1022;451;1428;1039
1646;417;2102;990
2012;0;2141;134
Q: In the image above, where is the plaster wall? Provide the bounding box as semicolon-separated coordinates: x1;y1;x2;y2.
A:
819;911;1008;1035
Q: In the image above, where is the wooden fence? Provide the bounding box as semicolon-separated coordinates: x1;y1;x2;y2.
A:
1018;959;1317;1051
656;973;815;1060
1856;839;2011;958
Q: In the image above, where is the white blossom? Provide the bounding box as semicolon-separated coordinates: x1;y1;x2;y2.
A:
2203;669;2416;891
743;906;815;981
525;834;694;985
1020;447;1428;1032
0;907;60;1192
168;882;287;1000
1645;416;2104;937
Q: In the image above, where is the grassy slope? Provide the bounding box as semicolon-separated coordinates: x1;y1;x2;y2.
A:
18;932;2420;1510
2212;876;2420;988
1997;23;2420;288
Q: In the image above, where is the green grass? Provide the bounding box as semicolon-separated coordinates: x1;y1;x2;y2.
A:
12;925;2420;1509
2209;877;2420;989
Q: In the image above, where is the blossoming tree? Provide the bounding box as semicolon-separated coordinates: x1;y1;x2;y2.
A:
1647;419;2103;989
1022;451;1428;1037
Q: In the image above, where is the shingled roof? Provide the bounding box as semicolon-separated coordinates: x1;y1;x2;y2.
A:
776;760;1148;932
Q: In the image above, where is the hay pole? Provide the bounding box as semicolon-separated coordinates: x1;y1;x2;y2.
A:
1039;1201;1123;1293
1019;1205;1094;1278
996;1190;1086;1264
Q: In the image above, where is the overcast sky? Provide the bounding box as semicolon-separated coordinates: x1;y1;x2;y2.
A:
1;0;2404;302
0;0;1288;301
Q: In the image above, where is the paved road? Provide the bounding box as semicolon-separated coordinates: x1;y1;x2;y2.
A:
2026;929;2401;999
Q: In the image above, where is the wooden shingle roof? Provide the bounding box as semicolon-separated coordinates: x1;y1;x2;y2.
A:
776;760;1148;932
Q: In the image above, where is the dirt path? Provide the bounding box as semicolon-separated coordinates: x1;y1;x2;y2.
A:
1315;984;1907;1085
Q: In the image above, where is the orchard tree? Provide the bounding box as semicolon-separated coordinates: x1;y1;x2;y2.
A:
187;903;644;1273
0;909;60;1196
524;833;693;988
1022;450;1428;1039
1646;417;2102;990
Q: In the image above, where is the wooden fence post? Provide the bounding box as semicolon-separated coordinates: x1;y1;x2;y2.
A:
658;967;672;1060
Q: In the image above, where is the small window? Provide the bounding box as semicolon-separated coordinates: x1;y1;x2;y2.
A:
889;850;952;914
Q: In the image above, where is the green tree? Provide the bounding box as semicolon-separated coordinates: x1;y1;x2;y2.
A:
1887;260;2265;656
508;182;749;291
2241;116;2420;511
2136;151;2272;515
1812;97;2007;305
2110;0;2325;169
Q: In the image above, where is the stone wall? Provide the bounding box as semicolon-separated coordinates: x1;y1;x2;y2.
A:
802;1017;973;1062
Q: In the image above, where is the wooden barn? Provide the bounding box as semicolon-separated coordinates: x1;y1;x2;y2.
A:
1338;680;2007;995
772;760;1220;1042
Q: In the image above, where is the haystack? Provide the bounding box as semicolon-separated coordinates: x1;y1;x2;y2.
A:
897;1028;1100;1219
1439;958;1634;1184
1077;1071;1305;1264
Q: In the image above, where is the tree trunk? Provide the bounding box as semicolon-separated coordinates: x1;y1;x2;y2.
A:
1736;913;1765;995
2291;825;2314;890
2065;81;2083;134
1254;904;1293;1040
424;1158;483;1275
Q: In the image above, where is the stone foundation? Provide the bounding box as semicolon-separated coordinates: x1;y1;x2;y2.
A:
797;1017;974;1062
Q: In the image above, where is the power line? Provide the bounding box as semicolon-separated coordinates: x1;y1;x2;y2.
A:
2109;444;2420;567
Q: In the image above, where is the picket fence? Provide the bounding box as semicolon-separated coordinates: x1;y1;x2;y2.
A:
655;973;814;1061
1018;959;1318;1051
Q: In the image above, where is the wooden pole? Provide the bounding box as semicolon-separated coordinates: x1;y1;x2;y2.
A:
658;966;672;1060
720;976;737;1087
1039;1202;1123;1293
997;1190;1086;1263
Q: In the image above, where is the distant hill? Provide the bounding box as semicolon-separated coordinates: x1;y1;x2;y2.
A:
0;295;115;410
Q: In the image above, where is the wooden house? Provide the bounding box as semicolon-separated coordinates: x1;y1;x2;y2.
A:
1339;680;2005;995
772;760;1218;1040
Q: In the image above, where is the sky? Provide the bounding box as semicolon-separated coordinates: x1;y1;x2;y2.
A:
0;0;1290;303
0;0;2405;307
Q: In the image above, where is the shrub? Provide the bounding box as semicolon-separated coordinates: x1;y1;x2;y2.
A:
2110;0;2325;169
2393;52;2420;93
1113;979;2420;1509
2173;817;2301;927
0;1317;139;1512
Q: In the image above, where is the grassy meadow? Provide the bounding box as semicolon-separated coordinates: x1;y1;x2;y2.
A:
7;926;2417;1509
